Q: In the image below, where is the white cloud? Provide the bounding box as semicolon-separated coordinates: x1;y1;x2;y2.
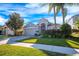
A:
0;17;6;22
45;16;62;24
25;4;40;8
33;22;38;25
0;17;7;25
28;4;79;16
24;4;50;14
65;5;79;15
45;14;74;24
24;18;31;23
33;5;49;14
0;4;52;18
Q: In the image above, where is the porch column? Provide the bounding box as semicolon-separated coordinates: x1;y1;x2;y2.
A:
45;24;48;30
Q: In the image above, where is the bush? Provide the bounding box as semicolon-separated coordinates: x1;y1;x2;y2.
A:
60;23;72;38
41;24;72;38
41;29;63;38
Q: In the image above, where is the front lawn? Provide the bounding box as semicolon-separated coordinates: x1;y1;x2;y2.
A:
0;35;9;40
66;39;79;49
71;33;79;37
0;35;8;38
0;44;67;56
17;37;69;47
17;37;79;48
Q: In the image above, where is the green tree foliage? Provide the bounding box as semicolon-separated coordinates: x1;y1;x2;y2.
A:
74;19;79;29
60;23;72;37
6;13;24;35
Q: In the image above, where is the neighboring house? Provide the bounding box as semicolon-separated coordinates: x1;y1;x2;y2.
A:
68;14;79;29
24;18;61;36
2;25;24;35
2;26;14;35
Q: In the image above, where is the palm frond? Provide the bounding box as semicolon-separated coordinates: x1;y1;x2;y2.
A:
39;3;48;7
55;6;61;16
63;8;67;18
48;3;54;14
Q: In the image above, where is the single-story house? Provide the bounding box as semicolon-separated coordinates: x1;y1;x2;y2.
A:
24;18;61;36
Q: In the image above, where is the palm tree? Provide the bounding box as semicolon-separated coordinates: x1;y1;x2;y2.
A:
48;3;57;29
60;4;67;24
55;3;67;24
40;3;57;29
41;3;67;29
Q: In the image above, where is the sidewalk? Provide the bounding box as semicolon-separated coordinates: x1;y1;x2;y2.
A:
0;38;10;45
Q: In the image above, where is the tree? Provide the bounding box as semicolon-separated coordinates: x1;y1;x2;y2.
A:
56;3;67;24
6;13;24;35
48;3;57;29
74;19;79;29
60;23;72;37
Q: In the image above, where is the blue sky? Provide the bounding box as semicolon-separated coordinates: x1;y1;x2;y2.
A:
0;3;79;26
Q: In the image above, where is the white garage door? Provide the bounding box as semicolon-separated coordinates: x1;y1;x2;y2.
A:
24;27;39;36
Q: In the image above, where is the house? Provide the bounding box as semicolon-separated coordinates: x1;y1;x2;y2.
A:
24;18;61;36
2;25;24;35
2;25;14;35
68;14;79;29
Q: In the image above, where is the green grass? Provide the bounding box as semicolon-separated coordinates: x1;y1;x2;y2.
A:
0;35;9;40
0;44;47;56
0;35;8;38
66;39;79;49
17;37;79;48
66;33;79;48
0;44;67;56
71;33;79;37
0;35;15;41
17;37;69;47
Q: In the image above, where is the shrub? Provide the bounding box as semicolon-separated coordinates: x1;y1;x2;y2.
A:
41;24;72;38
60;23;72;38
41;29;63;38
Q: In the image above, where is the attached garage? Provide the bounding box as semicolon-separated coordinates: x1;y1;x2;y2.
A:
24;27;39;36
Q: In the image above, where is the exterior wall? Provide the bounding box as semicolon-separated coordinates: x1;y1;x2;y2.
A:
47;25;61;30
24;26;39;36
38;18;49;30
68;18;75;29
68;15;79;29
6;28;14;35
73;16;79;29
47;26;54;30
